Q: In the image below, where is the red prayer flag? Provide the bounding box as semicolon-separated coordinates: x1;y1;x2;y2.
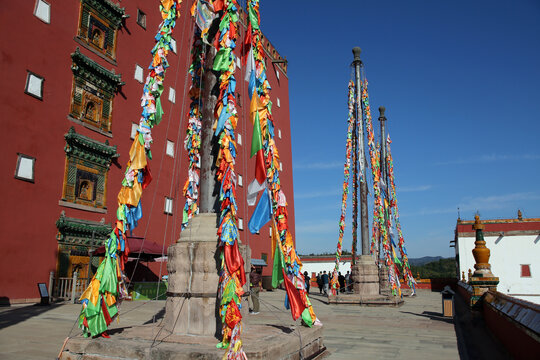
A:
255;149;265;185
101;298;112;326
242;22;252;67
212;0;224;12
282;268;306;321
224;241;246;286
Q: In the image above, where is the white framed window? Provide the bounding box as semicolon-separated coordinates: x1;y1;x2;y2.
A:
134;64;144;83
166;140;175;158
277;97;281;107
25;71;44;100
279;162;283;171
278;129;282;139
238;174;243;187
238;218;244;230
137;9;146;29
34;0;51;24
237;133;242;145
269;227;272;236
130;123;138;139
170;38;177;53
276;69;280;80
236;57;241;69
15;154;35;183
164;197;173;215
168;87;176;103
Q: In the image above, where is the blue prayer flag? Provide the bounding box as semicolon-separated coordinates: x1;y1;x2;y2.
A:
248;188;272;233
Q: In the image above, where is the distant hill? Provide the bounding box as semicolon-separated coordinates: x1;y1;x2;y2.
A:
410;257;456;279
408;256;444;266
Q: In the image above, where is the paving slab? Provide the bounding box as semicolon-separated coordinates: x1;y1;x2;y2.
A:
0;289;506;359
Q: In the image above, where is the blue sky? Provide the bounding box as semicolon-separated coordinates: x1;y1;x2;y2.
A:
257;1;540;257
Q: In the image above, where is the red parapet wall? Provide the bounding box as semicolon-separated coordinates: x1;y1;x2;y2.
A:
456;281;472;304
483;291;540;358
400;278;457;291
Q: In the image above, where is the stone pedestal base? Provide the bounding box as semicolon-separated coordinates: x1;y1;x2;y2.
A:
162;214;250;337
327;293;404;306
351;255;380;297
329;255;403;306
59;322;326;360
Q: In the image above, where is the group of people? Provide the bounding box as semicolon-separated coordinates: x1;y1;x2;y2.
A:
310;270;353;295
250;266;354;316
301;270;354;295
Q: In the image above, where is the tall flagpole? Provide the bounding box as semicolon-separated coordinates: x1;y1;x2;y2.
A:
378;106;388;263
352;47;370;256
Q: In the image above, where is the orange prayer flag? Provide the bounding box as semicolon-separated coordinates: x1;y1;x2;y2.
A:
161;0;175;12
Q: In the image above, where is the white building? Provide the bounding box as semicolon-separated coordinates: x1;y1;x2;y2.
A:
454;212;540;304
301;255;352;278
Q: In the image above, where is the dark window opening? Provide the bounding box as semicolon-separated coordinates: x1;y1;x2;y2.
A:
137;9;146;29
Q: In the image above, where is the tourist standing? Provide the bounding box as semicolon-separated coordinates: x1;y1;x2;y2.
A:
249;265;262;314
322;271;329;295
317;272;323;294
338;272;346;293
303;271;310;294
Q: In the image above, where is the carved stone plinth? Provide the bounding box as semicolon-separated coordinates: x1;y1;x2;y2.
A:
378;263;390;294
469;275;499;307
162;214;250;337
351;255;380;296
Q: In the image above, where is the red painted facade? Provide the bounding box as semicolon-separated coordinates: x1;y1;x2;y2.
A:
456;218;540;234
0;1;294;302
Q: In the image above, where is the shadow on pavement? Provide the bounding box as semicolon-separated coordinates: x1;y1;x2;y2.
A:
143;308;166;325
452;292;510;360
399;310;454;324
305;293;329;305
267;324;294;334
0;304;61;329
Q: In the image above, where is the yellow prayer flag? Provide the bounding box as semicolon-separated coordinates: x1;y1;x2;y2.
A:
129;140;147;170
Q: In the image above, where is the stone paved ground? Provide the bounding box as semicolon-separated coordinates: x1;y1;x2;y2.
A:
0;289;503;359
251;289;459;359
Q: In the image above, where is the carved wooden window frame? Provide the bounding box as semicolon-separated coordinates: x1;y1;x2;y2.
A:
60;127;118;213
69;50;122;137
76;0;124;62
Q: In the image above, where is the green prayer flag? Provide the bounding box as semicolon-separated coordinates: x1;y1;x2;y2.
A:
138;132;145;146
99;257;118;295
155;96;164;125
213;48;232;72
219;13;230;31
272;241;284;288
182;210;188;224
251;111;262;157
249;7;259;30
301;308;313;327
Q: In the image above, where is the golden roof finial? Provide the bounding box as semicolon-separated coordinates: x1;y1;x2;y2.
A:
473;214;484;230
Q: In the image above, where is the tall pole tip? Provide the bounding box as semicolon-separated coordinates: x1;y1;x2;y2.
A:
352;47;362;63
378;106;386;119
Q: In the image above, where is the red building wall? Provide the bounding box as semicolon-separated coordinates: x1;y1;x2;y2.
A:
0;1;294;302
